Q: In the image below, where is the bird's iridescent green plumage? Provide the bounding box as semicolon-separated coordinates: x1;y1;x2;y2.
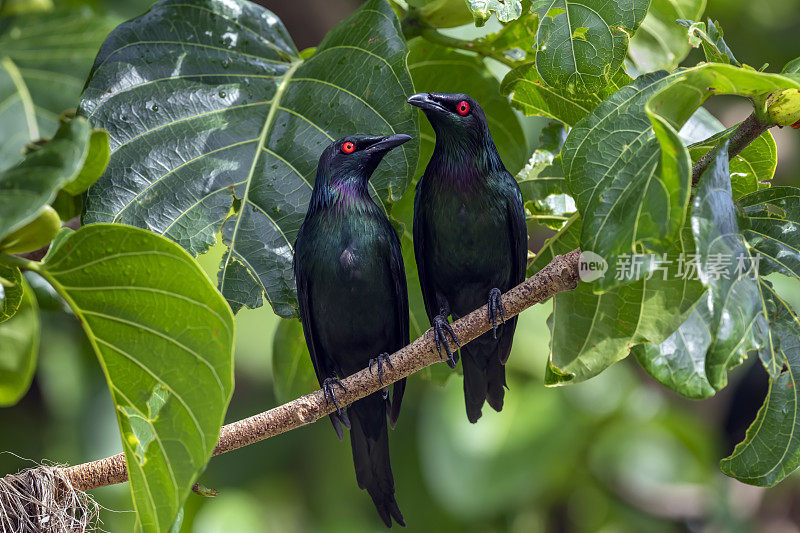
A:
294;134;410;527
410;92;527;423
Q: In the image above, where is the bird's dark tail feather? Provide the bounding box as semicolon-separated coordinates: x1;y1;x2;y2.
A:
348;394;405;528
389;378;406;429
461;320;516;423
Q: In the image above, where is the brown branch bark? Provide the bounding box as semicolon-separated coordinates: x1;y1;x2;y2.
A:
691;112;774;186
63;248;582;492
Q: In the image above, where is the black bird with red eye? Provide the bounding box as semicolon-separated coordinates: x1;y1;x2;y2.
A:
295;133;411;527
407;91;527;423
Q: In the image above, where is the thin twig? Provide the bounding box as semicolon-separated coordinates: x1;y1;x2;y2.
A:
60;249;581;492
691;112;774;186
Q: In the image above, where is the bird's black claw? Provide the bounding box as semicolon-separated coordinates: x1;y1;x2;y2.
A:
322;377;348;421
432;314;460;369
488;288;505;339
368;352;394;386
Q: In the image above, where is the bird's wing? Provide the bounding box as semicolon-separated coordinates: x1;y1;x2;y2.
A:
496;175;528;365
413;184;441;324
506;174;528;285
387;225;409;427
294;249;345;439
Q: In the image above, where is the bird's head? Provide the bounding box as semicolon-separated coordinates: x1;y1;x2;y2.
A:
311;134;410;209
407;92;490;144
317;133;411;185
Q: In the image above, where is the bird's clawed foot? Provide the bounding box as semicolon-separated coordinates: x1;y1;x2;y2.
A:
323;377;350;426
369;352;394;390
487;288;505;339
433;314;460;369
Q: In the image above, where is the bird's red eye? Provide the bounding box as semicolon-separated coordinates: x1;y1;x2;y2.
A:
456;100;470;115
341;141;355;154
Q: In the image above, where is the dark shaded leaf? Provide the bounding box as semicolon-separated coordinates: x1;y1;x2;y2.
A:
79;0;418;318
720;285;800;487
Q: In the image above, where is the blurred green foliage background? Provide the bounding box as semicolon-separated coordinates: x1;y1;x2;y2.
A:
2;0;800;531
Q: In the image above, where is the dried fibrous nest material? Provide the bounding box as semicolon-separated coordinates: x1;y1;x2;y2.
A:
0;463;99;533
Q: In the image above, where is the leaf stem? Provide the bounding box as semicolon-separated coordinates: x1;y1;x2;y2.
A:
691;112;774;186
0;253;42;273
402;13;517;68
51;248;582;491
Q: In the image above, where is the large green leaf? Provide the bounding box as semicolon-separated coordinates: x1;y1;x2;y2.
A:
532;0;649;92
532;215;702;385
0;7;114;168
0;262;22;323
39;224;235;533
408;38;527;174
0;276;38;406
0;116;105;243
628;0;706;73
562;71;691;291
691;143;770;389
79;0;418;318
500;61;632;126
720;285;800;487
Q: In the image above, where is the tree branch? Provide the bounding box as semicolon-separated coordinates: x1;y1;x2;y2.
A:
62;248;582;492
691;112;774;186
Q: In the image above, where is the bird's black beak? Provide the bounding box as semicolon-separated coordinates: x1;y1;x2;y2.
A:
407;93;446;113
365;133;412;154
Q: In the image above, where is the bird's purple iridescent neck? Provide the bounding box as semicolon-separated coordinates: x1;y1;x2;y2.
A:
426;131;505;188
308;175;379;215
